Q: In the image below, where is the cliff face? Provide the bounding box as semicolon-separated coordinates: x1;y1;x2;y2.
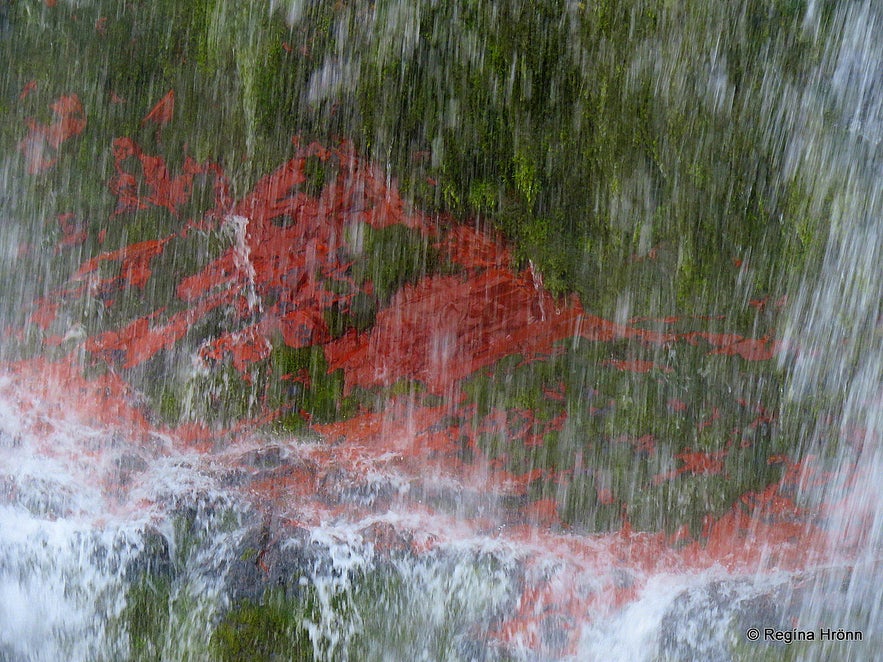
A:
0;3;852;657
0;127;830;657
0;0;811;539
5;120;810;542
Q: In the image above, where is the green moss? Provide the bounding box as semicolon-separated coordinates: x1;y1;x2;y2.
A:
153;383;185;425
351;224;441;303
322;293;378;340
467;180;497;215
302;154;336;198
211;589;315;662
123;575;173;662
512;150;539;207
179;359;268;429
267;344;358;431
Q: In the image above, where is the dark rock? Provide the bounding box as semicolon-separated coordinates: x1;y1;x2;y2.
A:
0;474;16;505
361;521;413;555
658;579;792;662
317;467;399;508
111;452;149;488
217;467;249;488
541;613;575;654
226;521;315;604
16;476;74;518
125;526;174;582
237;445;286;470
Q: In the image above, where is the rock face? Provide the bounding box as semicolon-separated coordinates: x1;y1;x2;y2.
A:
6;129;806;541
0;0;828;553
225;516;315;604
0;3;859;659
658;579;787;662
0;121;835;657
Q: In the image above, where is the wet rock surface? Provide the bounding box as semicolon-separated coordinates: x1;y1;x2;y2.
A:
226;521;316;604
1;2;878;659
658;579;787;662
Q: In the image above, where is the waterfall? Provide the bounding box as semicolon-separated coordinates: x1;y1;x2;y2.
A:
0;1;881;660
780;0;882;656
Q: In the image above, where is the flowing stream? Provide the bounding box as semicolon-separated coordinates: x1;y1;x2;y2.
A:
0;1;880;660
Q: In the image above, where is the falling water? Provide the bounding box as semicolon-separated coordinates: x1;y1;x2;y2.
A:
0;1;881;660
779;0;882;657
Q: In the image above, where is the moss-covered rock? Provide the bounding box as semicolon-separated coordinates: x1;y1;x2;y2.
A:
211;589;315;662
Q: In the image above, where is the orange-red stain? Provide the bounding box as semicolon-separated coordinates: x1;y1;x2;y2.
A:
19;80;37;100
602;358;672;374
18;95;87;174
109;138;225;215
141;89;175;127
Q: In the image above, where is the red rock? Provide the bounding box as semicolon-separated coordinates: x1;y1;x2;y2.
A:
685;331;780;361
56;213;88;247
18;95;86;174
602;358;672;374
326;270;587;394
109;138;226;216
0;357;150;434
141;89;175;126
523;498;561;527
19;80;37;100
85;294;229;368
91;238;171;288
199;326;273;374
277;309;330;349
28;298;59;330
438;224;513;270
